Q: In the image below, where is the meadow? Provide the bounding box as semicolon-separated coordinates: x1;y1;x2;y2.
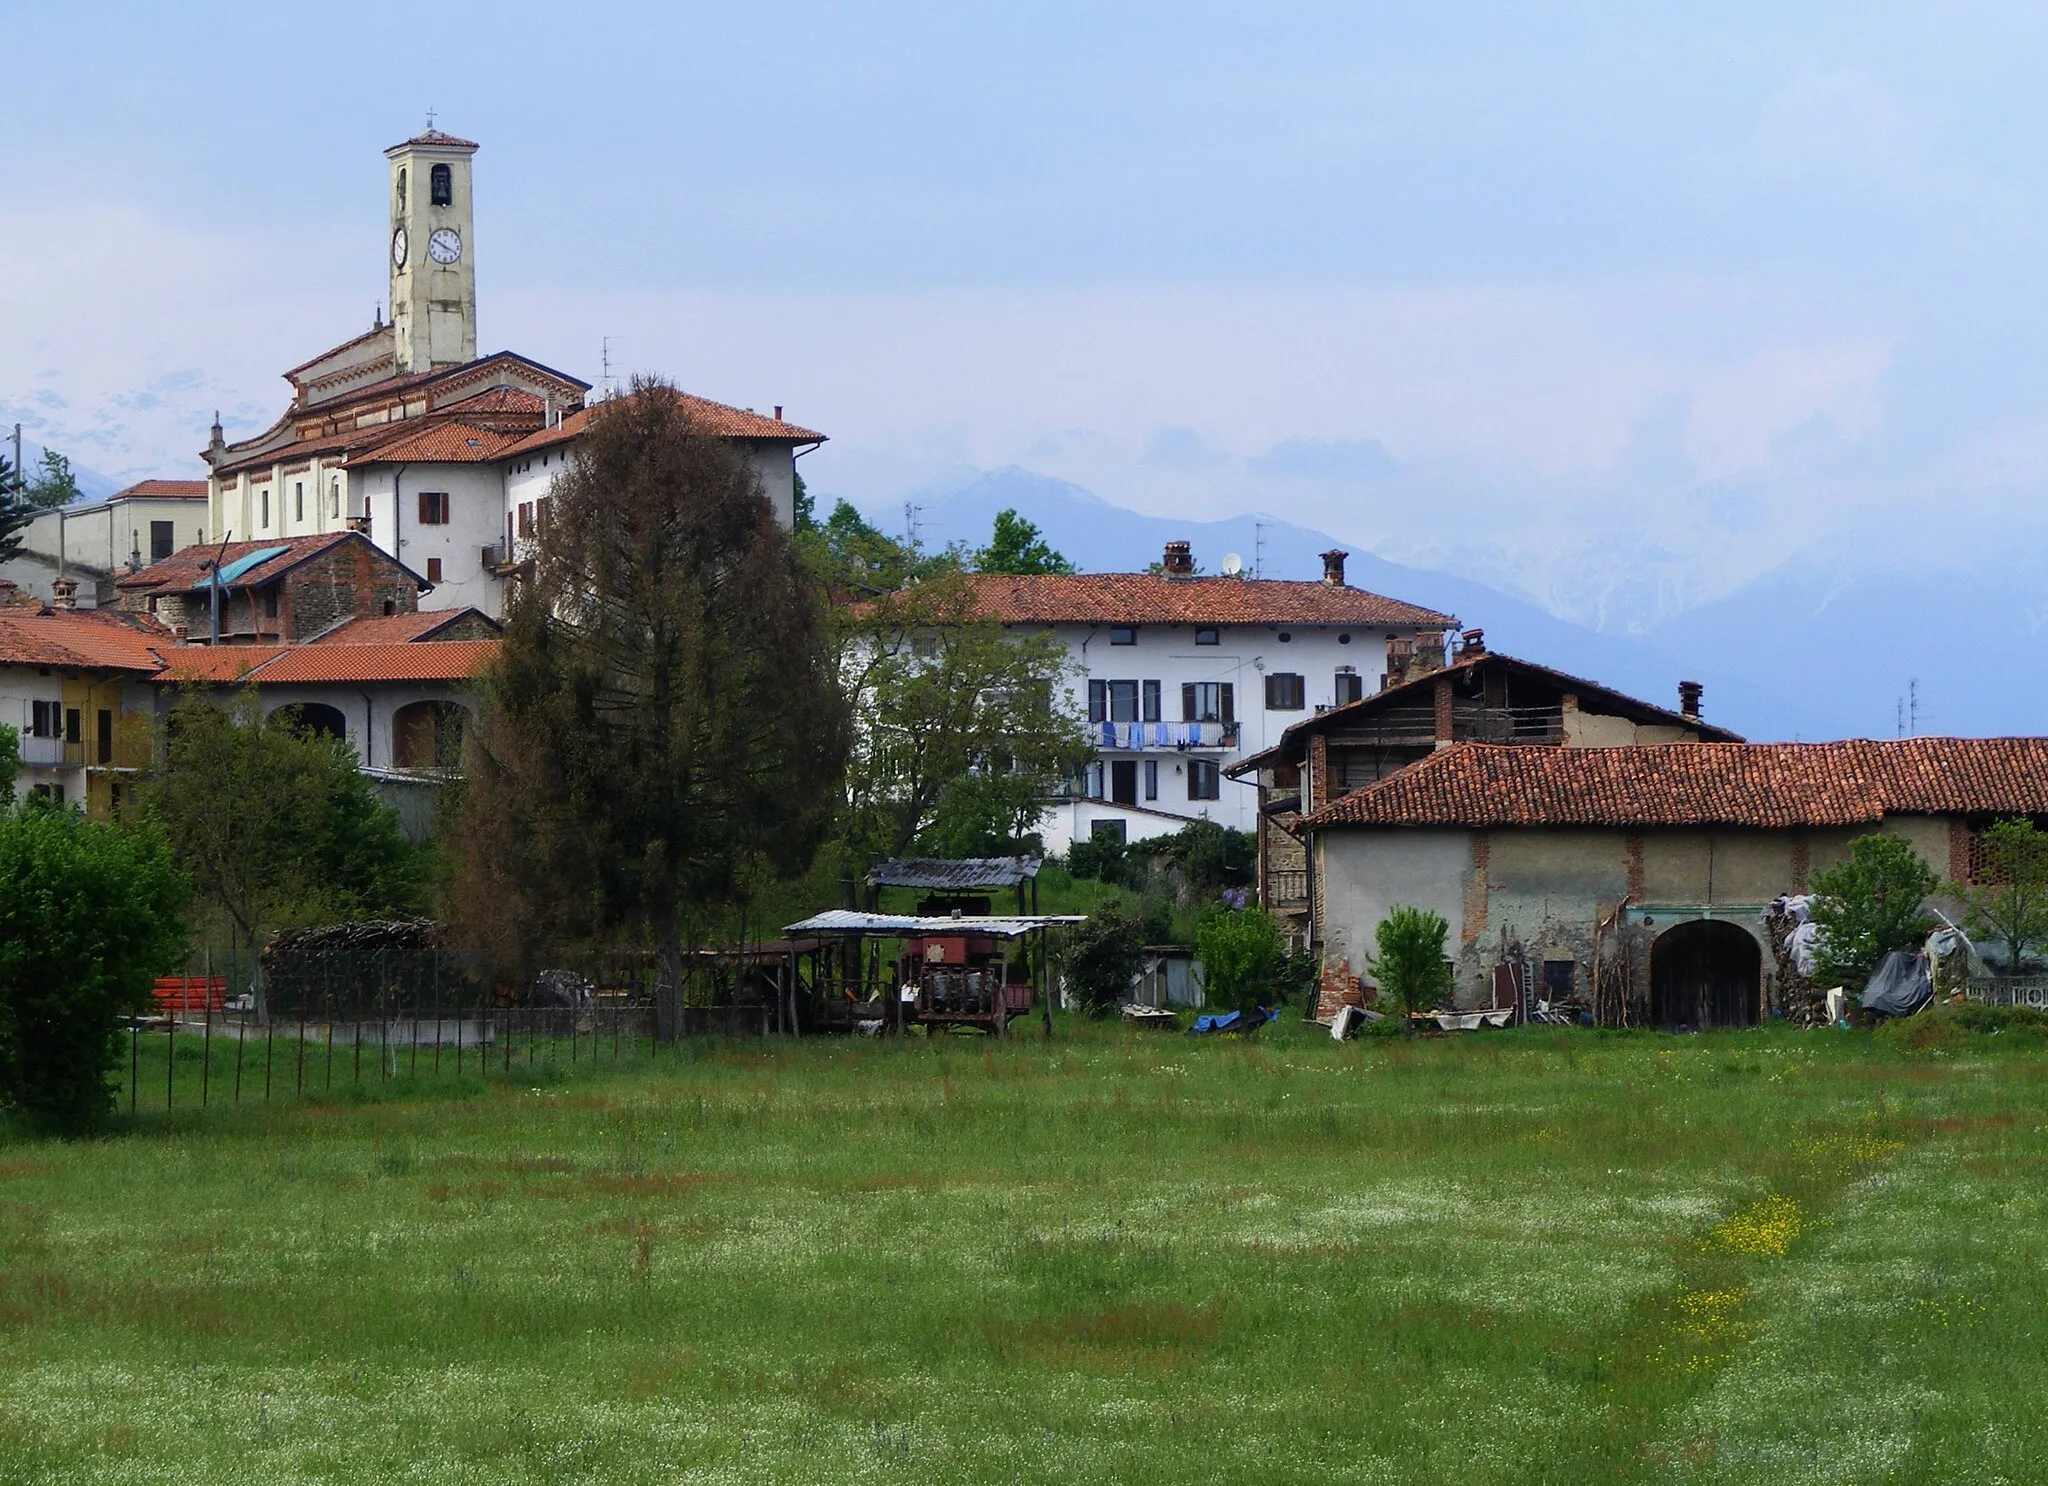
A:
2;1015;2046;1484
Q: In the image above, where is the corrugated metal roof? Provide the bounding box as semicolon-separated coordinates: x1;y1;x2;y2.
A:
783;911;1085;939
867;856;1042;888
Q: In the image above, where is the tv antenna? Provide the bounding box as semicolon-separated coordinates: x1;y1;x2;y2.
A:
1253;520;1268;579
1895;678;1923;737
600;337;619;400
903;501;924;552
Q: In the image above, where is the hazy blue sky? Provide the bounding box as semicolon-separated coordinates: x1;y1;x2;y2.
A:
8;2;2048;621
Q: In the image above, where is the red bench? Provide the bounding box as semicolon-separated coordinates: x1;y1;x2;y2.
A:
153;976;228;1014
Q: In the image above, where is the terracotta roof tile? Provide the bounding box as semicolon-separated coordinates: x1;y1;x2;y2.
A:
110;479;208;501
248;640;498;685
1303;739;2048;830
390;129;479;151
312;609;497;644
501;391;826;459
345;421;518;465
951;573;1456;629
152;646;287;683
116;533;368;596
438;387;546;418
0;609;173;672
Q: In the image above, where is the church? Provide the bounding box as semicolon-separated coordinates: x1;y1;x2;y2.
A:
197;127;824;619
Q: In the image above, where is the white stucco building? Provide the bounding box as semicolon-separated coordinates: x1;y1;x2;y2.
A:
0;480;211;607
199;127;822;620
955;542;1457;853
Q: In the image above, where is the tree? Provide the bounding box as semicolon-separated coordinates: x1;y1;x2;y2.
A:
0;810;188;1132
0;453;31;565
143;690;429;1002
792;469;816;531
1062;902;1146;1017
839;570;1088;862
24;449;80;510
446;378;851;994
0;722;17;810
801;498;958;597
1369;905;1452;1018
1956;818;2048;972
1195;907;1286;1014
973;508;1073;576
1809;832;1941;989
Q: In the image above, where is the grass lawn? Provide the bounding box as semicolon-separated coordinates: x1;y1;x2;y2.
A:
4;1014;2047;1484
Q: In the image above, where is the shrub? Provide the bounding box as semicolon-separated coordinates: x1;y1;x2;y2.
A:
1063;902;1146;1017
0;811;188;1133
1810;833;1940;990
1955;818;2048;971
1065;834;1131;887
1369;906;1453;1018
1194;908;1286;1014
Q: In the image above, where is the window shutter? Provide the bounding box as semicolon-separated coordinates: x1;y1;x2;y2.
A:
1220;683;1235;723
417;490;430;524
1182;682;1196;722
1088;680;1107;724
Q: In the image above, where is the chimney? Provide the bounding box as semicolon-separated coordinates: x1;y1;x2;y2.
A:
1161;540;1195;578
1678;680;1702;719
1320;549;1348;586
172;624;189;645
1460;628;1486;658
50;577;78;611
774;405;783;421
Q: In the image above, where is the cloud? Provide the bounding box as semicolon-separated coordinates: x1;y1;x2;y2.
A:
1250;436;1398;482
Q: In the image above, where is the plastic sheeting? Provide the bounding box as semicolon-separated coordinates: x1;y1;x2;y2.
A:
1860;950;1932;1018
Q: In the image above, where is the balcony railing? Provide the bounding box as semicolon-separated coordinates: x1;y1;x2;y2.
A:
1265;868;1309;908
18;736;82;768
1089;720;1239;751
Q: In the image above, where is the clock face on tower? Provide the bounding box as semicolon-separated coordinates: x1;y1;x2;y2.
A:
391;227;408;268
427;228;463;265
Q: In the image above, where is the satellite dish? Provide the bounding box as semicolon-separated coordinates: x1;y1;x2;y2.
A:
1221;553;1244;576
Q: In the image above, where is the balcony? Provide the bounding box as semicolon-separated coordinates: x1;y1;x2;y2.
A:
1089;720;1239;751
18;736;83;768
1265;868;1309;909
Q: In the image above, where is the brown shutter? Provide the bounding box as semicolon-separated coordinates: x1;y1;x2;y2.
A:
1181;682;1196;722
1220;683;1235;723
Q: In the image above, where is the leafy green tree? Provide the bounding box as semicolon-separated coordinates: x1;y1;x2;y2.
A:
1956;818;2048;971
801;498;960;597
973;508;1073;576
0;722;18;809
0;453;32;565
1195;907;1286;1014
792;469;816;531
1369;905;1452;1017
0;810;188;1132
1062;902;1146;1017
1810;832;1941;989
839;570;1088;861
143;690;429;1003
24;449;79;510
447;378;851;995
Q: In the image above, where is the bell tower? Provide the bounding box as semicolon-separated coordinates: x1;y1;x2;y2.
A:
385;125;479;373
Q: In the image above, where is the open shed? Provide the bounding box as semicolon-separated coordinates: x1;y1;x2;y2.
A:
783;909;1083;1036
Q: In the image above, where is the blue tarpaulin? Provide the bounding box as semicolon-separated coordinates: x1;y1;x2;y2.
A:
212;545;291;585
1187;1007;1277;1035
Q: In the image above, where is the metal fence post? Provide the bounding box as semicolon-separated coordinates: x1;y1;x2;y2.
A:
129;1020;138;1117
166;1015;175;1110
201;999;212;1108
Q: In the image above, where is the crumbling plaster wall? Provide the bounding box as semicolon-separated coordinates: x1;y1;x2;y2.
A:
1562;710;1696;747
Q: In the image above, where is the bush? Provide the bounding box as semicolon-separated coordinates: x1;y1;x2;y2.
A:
0;811;188;1132
1810;833;1940;990
1065;834;1131;887
1063;902;1146;1017
1194;908;1286;1014
1369;905;1453;1018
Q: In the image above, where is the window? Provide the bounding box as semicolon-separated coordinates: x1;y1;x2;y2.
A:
396;168;407;213
149;520;174;561
1143;759;1158;801
65;708;80;745
1195;627;1219;645
1266;672;1306;711
1141;679;1161;722
30;700;57;738
426;557;443;583
1188;759;1220;800
1277;631;1292;643
260;489;270;528
1182;681;1234;723
382;599;397;616
263;587;279;620
1090;819;1127;846
1334;668;1363;706
96;710;112;765
1109;626;1137;645
535;496;551;533
1087;680;1106;723
1108;680;1139;723
418;490;450;524
1543;961;1576;1000
430;163;452;206
1338;632;1352;645
294;481;304;522
331;478;341;518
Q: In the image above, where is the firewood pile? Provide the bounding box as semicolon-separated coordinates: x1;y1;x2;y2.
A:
261;919;458;1016
1762;899;1825;1027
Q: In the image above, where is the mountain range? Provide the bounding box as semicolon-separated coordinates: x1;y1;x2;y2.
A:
843;468;2043;744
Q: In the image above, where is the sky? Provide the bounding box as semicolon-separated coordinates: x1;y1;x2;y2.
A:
8;2;2048;630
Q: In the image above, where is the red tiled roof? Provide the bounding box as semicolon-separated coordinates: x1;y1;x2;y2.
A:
153;646;287;683
247;640;498;684
501;391;826;459
390;129;479;151
214;425;398;477
439;387;546;418
312;609;497;644
950;573;1456;629
345;421;518;465
0;609;172;672
1302;739;2048;830
111;479;208;502
116;533;368;595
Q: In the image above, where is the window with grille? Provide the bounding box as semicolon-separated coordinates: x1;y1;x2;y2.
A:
1265;672;1305;710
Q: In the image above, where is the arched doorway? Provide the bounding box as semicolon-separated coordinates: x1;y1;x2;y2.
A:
392;700;468;770
1649;920;1761;1030
277;701;347;742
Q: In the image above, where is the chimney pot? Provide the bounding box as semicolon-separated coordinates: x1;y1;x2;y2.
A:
1678;680;1703;719
1319;549;1348;586
1161;540;1195;578
774;405;783;421
1461;628;1486;657
50;577;78;611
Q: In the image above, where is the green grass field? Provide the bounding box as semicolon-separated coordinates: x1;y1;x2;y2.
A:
4;1015;2047;1484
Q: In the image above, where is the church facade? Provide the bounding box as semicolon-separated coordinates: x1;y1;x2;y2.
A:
201;128;823;620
